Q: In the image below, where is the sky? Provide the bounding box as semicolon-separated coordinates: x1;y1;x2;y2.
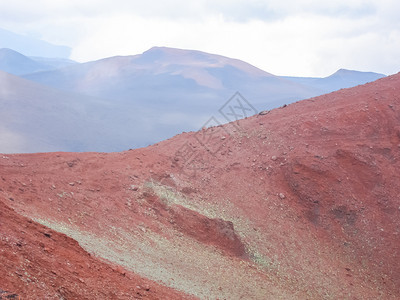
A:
0;0;399;77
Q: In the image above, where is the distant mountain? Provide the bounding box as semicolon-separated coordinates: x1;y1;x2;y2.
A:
0;48;51;75
0;48;77;76
282;69;386;93
24;47;320;110
0;70;118;153
0;27;71;58
29;56;77;69
1;46;389;153
0;69;208;153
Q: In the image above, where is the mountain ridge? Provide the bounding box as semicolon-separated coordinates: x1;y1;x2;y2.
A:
282;68;386;92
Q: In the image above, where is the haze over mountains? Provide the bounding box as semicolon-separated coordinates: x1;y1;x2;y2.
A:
0;27;71;58
0;48;76;75
0;45;386;153
0;70;121;153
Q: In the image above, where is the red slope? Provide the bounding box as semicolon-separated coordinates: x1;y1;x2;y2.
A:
0;73;400;299
0;198;193;299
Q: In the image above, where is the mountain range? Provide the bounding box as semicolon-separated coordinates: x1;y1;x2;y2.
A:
0;46;386;153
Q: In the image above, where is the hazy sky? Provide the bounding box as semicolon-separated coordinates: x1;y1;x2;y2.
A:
0;0;399;76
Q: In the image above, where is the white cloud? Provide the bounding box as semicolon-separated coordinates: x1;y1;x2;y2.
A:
0;0;399;76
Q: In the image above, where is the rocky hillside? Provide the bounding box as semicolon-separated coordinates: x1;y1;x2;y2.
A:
1;73;399;299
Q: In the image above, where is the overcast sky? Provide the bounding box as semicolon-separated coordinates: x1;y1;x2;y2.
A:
0;0;399;76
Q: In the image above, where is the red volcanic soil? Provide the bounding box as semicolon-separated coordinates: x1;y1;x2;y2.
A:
1;73;400;299
0;198;192;299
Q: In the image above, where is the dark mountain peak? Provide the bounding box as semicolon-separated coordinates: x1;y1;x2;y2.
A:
332;68;355;75
329;68;386;78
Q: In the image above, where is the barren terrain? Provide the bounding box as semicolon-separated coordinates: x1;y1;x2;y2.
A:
1;73;400;299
